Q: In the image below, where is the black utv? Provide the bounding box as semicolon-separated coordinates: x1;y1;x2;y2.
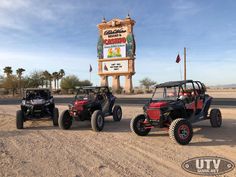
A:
16;88;59;129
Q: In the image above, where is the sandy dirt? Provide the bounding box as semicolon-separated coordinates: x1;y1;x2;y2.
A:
0;105;236;177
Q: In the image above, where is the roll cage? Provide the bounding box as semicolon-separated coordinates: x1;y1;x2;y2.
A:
74;86;111;101
152;80;206;101
24;88;51;100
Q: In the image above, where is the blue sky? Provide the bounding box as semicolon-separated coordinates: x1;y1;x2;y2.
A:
0;0;236;86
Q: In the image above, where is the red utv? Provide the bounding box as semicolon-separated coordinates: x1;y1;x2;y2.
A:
59;86;122;132
130;80;222;145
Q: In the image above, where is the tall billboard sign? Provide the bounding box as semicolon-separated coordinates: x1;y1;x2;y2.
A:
97;15;136;93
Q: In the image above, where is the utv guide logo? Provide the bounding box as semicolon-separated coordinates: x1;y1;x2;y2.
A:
182;156;235;176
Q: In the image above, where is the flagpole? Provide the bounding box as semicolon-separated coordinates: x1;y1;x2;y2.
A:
89;64;92;84
180;62;182;80
184;47;186;81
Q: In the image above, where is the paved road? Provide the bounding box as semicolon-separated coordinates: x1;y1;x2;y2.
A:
0;97;236;107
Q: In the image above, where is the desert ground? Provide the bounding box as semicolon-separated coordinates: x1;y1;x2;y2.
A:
0;104;236;177
116;89;236;98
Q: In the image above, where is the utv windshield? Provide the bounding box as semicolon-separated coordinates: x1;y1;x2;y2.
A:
26;90;50;100
75;89;97;101
152;86;179;101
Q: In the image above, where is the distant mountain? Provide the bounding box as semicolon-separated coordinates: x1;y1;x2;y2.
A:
210;84;236;88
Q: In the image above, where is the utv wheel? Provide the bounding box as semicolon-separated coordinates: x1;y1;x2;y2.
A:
210;109;222;127
91;110;104;132
16;110;24;129
52;108;59;126
130;114;151;136
169;118;193;145
112;105;122;121
59;110;72;130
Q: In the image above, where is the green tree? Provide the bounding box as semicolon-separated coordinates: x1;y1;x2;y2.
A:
139;77;156;91
3;66;13;78
16;68;25;95
2;75;18;96
48;73;53;89
42;70;51;88
0;75;4;87
58;69;65;89
21;76;30;88
2;66;17;95
27;71;43;88
60;75;80;91
78;80;92;87
52;72;59;90
39;73;46;88
61;76;92;93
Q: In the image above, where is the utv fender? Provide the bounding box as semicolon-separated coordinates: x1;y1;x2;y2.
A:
203;97;212;118
91;104;102;113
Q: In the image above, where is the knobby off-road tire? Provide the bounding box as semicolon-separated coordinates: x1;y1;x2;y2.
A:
52;107;59;126
130;114;151;136
169;118;193;145
16;110;24;129
210;109;222;127
91;110;104;132
59;110;73;130
112;105;122;121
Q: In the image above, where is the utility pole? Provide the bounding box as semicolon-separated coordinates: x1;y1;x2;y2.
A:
184;47;187;81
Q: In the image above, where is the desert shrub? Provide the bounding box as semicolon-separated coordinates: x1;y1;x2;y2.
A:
136;90;144;94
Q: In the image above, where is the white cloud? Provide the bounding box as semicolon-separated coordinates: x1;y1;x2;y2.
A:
170;0;201;20
0;0;58;32
0;0;30;9
0;0;30;30
0;13;25;30
171;0;196;10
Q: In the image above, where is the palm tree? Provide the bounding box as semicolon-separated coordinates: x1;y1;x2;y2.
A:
16;68;25;79
39;73;45;88
16;68;25;95
3;66;13;78
48;73;53;89
58;69;65;89
52;72;59;90
43;70;51;88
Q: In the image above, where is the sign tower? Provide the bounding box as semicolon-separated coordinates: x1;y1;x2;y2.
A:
97;15;136;93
